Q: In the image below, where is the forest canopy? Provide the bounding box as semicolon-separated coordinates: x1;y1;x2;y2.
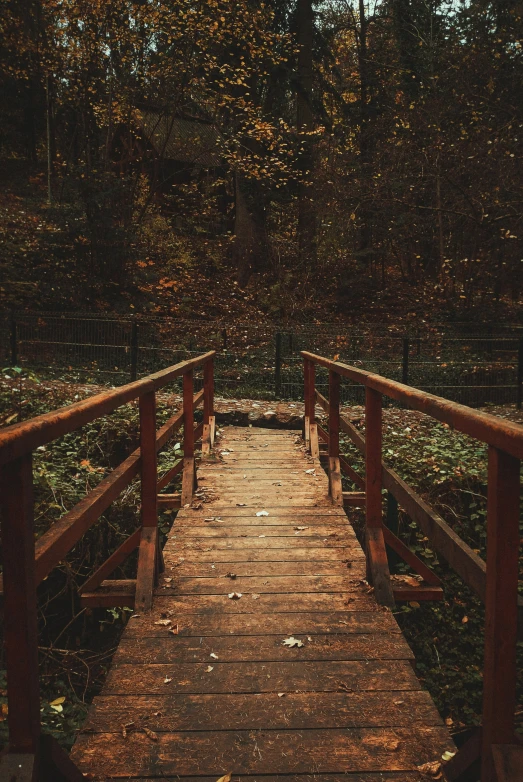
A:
0;0;521;321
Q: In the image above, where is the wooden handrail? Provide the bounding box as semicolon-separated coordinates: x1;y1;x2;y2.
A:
0;351;215;466
302;350;523;460
302;350;523;782
0;351;215;780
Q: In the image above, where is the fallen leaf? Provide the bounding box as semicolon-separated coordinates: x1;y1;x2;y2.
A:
256;510;269;517
168;625;179;635
216;774;232;782
236;503;246;507
462;615;468;624
278;692;285;697
49;696;65;712
409;601;420;608
305;469;316;474
417;761;442;778
210;653;219;659
143;727;158;742
251;593;260;599
294;526;308;531
205;665;214;672
442;751;456;762
228;592;242;599
258;534;266;538
204;517;215;522
155;619;171;626
283;636;304;648
225;572;237;579
164;677;172;684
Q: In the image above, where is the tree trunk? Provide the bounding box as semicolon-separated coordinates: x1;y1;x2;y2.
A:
297;0;317;267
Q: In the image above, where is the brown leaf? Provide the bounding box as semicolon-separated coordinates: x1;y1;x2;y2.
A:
385;739;400;751
417;761;442;778
143;727;158;742
216;774;232;782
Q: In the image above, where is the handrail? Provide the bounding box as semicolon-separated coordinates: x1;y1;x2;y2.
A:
0;350;216;780
0;351;214;465
303;351;523;460
301;350;522;782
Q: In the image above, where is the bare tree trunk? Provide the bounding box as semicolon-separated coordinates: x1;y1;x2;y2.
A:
297;0;317;267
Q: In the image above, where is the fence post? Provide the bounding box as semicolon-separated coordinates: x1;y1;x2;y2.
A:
181;369;196;505
0;454;41;756
328;370;342;505
481;446;520;781
402;338;409;385
304;358;311;447
365;387;394;607
9;312;17;366
517;337;523;410
130;319;138;382
275;332;282;397
202;359;215;455
135;390;158;613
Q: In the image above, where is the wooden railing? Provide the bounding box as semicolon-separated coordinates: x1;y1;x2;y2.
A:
302;350;523;782
0;351;215;781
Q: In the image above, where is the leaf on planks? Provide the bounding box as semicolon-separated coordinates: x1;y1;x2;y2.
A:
282;636;304;648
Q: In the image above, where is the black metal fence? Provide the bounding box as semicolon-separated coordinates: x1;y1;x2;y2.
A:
1;312;522;408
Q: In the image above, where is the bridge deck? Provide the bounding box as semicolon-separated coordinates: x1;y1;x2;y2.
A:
71;426;453;781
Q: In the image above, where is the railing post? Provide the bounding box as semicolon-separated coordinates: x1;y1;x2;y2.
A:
365;387;394;607
130;319;138;382
481;446;520;781
275;332;282;397
202;359;215;455
135;390;159;613
9;312;17;366
304;357;311;447
328;370;342;505
307;360;319;458
0;454;41;755
402;338;409;385
517;336;523;410
181;369;196;505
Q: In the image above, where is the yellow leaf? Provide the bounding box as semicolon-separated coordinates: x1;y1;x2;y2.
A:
49;697;65;706
216;775;232;782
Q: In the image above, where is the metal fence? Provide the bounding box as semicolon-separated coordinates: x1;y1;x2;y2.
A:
1;312;522;407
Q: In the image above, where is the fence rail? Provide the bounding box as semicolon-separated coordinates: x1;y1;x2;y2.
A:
2;312;523;407
0;350;216;780
302;350;523;781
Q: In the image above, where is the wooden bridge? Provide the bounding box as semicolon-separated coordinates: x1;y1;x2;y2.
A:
0;350;522;781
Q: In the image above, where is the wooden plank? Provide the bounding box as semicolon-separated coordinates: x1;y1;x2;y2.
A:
162;547;364;562
209;415;216;446
181;457;195;506
178;506;346;517
329;457;343;506
157;493;181;509
173;525;351;538
202;423;211;456
365;388;394;608
174;514;353;527
71;727;454;777
83;690;439;733
102;659;421;695
340;454;365;489
169;537;357;550
159;575;353;595
135;527;158;613
124;610;402;637
169;561;363;578
80;528;141;594
310;423;320;459
481;446;520;782
492;744;523;782
0;454;41;754
62;775;426;782
392;585;443;601
146;593;377;614
382;527;441;586
157;458;183;491
343;491;366;506
112;633;414;664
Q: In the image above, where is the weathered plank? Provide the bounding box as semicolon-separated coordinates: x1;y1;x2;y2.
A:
112;633;414;664
83;690;438;732
71;727;454;777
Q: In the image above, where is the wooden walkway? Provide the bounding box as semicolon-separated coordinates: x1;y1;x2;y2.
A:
71;426;453;781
